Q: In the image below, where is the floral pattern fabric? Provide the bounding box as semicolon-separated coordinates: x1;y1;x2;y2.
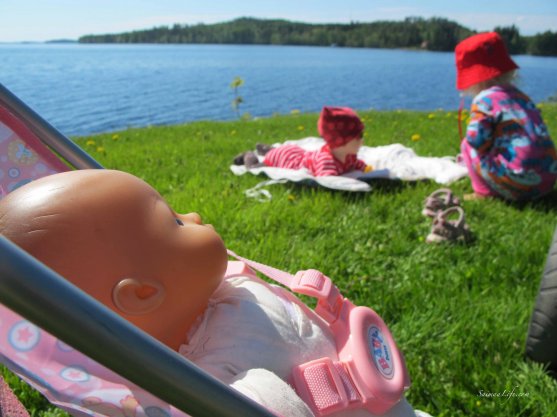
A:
461;85;557;200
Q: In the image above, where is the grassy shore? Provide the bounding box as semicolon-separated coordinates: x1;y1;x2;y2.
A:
3;105;557;416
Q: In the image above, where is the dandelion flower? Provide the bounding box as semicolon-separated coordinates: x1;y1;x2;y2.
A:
86;140;96;146
411;134;421;141
96;146;105;153
287;194;296;201
428;113;435;119
297;125;305;131
112;134;119;141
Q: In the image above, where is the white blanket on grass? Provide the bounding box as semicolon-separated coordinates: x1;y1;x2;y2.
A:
230;137;468;192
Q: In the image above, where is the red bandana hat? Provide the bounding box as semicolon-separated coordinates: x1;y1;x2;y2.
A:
317;106;364;149
455;32;518;91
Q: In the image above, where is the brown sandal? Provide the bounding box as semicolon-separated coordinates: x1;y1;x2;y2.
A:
422;188;461;217
426;206;473;243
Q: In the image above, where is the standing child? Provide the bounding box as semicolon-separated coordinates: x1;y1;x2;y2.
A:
455;31;557;201
234;106;373;176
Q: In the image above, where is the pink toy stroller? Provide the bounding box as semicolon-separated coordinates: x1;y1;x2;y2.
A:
0;83;412;417
0;82;275;417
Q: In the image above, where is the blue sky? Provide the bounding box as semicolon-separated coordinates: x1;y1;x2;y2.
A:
1;0;556;42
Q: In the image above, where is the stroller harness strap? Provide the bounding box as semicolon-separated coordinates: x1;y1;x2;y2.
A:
227;250;341;322
226;250;411;416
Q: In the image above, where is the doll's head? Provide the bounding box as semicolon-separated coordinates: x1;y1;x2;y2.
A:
318;106;364;150
0;169;228;350
455;32;518;94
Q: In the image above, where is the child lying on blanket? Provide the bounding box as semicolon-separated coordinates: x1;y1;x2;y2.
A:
234;106;373;176
0;169;430;417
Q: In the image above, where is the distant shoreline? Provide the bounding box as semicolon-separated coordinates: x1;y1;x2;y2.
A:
3;42;557;59
3;16;556;57
76;17;557;57
0;40;77;44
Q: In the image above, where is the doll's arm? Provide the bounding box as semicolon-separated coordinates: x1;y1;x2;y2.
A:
230;368;314;417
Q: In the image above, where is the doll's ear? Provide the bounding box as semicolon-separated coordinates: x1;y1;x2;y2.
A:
112;278;165;315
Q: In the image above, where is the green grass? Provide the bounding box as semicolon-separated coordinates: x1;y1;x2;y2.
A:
4;104;557;416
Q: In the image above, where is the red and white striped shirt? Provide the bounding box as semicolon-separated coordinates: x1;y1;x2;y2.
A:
264;144;367;177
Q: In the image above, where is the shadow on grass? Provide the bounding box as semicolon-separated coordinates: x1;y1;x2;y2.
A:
362;178;410;193
280;177;415;202
509;189;557;214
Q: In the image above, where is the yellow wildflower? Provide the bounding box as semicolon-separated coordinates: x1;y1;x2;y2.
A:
411;134;421;141
96;147;105;153
112;134;119;141
297;125;305;131
428;113;435;119
86;140;96;146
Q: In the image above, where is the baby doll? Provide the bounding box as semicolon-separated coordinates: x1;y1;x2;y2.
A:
455;31;557;201
0;169;429;417
234;106;373;176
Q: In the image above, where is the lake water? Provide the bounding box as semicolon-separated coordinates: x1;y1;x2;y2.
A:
1;43;557;137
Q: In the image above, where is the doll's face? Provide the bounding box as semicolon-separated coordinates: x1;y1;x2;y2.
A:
0;169;228;348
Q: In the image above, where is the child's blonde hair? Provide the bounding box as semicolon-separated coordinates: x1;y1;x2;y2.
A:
463;69;518;96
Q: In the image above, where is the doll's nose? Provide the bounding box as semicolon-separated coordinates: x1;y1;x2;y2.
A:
179;212;203;225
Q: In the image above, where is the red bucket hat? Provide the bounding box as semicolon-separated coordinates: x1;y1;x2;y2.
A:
317;106;364;149
455;32;518;91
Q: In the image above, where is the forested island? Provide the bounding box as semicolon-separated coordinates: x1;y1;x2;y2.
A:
79;17;557;56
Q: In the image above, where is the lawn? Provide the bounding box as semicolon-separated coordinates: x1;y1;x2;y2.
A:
3;104;557;416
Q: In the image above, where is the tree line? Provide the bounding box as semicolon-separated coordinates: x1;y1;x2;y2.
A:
79;17;557;56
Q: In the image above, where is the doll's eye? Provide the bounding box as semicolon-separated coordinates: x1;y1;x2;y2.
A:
175;218;184;226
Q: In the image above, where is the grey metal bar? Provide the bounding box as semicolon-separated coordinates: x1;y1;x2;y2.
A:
0;236;275;417
0;83;103;170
